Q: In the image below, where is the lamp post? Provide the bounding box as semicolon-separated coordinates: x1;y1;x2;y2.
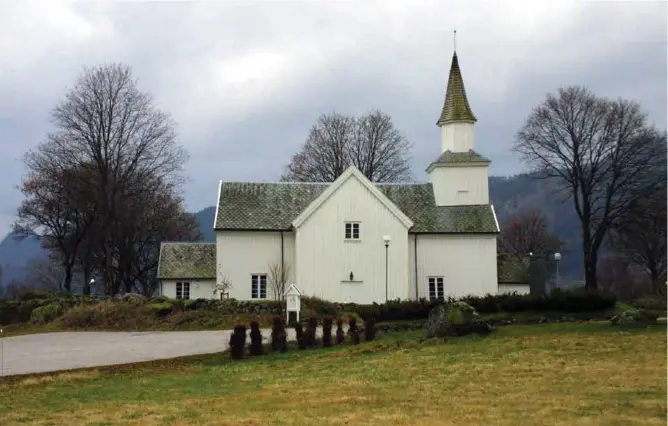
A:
553;252;562;290
383;235;391;302
89;279;95;296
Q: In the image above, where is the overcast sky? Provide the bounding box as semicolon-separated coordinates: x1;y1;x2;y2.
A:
0;0;666;241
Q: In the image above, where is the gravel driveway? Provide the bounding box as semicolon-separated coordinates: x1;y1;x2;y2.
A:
0;326;337;377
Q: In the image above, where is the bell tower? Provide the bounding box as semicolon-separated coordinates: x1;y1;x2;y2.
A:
427;39;491;207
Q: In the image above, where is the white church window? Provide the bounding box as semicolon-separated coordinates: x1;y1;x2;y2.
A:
344;222;360;240
251;274;267;299
428;277;444;300
176;282;190;300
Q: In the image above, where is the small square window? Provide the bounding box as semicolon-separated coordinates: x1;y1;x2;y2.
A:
251;274;267;299
176;282;191;300
344;222;360;240
428;277;444;301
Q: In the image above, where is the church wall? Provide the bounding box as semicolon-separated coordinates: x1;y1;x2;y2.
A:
159;279;216;299
216;230;296;301
429;164;489;206
295;175;410;303
414;234;498;299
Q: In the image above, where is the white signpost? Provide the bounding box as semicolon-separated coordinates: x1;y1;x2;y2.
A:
284;284;302;324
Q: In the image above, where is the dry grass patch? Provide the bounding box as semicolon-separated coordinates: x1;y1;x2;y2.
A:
0;323;665;426
14;370;101;387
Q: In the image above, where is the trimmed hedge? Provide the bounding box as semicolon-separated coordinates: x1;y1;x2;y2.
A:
1;289;620;327
354;290;617;322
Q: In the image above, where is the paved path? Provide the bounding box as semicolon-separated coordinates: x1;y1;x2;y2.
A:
0;326;340;377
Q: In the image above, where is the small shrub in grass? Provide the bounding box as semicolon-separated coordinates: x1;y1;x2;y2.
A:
271;316;287;352
335;318;345;345
30;302;63;324
348;315;360;345
631;296;667;311
229;324;247;359
305;316;318;348
364;317;377;341
322;317;333;347
249;321;263;356
147;302;173;317
301;296;338;316
59;301;155;330
294;323;307;350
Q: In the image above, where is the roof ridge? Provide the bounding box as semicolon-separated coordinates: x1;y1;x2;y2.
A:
220;181;330;185
161;241;216;245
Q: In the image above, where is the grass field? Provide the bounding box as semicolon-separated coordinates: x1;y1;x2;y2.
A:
0;322;665;426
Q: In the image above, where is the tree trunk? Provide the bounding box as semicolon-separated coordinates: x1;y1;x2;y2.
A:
63;262;73;292
583;248;598;292
650;267;665;295
82;268;91;296
580;220;599;291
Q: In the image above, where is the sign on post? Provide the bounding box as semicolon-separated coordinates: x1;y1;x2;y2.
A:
284;284;302;324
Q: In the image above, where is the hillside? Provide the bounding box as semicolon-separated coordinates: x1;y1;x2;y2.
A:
0;175;584;288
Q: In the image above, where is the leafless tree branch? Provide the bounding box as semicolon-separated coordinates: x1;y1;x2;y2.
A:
281;110;412;182
514;85;666;290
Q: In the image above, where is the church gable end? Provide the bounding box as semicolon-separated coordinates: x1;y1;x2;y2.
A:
292;167;413;230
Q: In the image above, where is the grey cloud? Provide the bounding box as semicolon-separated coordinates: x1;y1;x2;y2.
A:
0;1;666;239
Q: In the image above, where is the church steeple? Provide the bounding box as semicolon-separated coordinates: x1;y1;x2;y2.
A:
436;51;477;126
427;42;491;208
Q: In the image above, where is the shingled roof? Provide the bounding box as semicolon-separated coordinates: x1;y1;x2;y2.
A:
427;150;490;171
497;253;531;284
214;181;499;234
157;242;216;280
437;52;477;125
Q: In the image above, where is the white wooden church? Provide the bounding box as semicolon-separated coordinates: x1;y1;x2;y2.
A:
157;50;529;303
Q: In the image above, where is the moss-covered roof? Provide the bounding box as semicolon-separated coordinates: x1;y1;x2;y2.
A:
437;52;477;125
497;253;530;284
157;242;216;280
215;181;499;234
428;150;490;169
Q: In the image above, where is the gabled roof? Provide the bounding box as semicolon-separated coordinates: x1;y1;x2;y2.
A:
284;284;302;296
214;178;499;234
426;149;490;172
497;253;531;284
437;52;477;125
157;242;216;280
292;167;414;229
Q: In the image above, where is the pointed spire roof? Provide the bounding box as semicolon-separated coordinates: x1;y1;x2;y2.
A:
436;52;477;126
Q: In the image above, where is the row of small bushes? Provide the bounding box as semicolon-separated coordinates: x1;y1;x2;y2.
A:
351;289;618;322
228;315;377;359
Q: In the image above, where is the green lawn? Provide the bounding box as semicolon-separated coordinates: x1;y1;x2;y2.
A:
0;322;665;426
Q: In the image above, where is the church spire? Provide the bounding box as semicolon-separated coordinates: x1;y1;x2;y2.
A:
436;49;477;126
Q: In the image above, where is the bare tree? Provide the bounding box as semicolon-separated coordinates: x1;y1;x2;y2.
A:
14;164;97;291
15;63;191;296
114;176;201;296
214;272;232;298
498;209;564;256
514;86;666;290
268;261;291;302
25;256;66;293
282;110;412;182
609;190;667;295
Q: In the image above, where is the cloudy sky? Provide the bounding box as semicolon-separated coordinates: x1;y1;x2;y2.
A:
0;0;666;240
